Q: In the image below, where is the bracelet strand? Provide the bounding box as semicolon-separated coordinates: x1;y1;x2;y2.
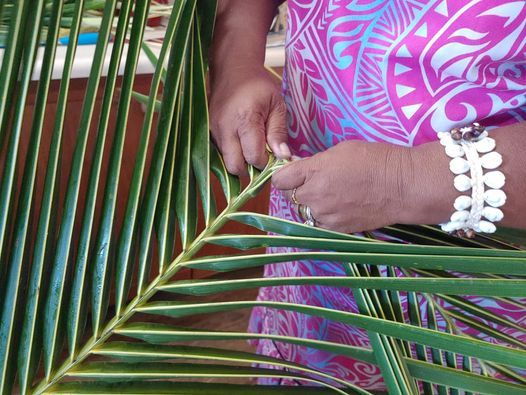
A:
439;123;506;238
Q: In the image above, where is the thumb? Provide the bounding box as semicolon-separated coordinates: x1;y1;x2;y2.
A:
266;98;290;159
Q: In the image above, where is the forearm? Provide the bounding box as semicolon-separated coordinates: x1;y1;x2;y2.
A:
406;123;526;229
211;0;282;77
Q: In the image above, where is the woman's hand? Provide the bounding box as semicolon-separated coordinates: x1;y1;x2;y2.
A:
210;66;290;175
272;140;456;233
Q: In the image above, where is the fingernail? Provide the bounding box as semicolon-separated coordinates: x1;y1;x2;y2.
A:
279;143;292;159
291;155;302;161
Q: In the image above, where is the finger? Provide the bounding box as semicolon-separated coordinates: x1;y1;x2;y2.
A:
281;189;293;202
281;185;306;204
214;127;248;176
266;96;290;159
237;110;269;170
272;159;309;190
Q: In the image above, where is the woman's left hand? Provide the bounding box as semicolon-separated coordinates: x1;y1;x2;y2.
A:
272;140;454;233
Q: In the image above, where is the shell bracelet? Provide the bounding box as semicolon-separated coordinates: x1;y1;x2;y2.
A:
438;123;506;238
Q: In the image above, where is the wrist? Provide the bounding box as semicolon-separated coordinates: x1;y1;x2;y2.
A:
210;42;268;89
397;142;457;225
210;49;265;80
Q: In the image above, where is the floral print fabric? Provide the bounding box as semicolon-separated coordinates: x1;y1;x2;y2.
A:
249;0;526;390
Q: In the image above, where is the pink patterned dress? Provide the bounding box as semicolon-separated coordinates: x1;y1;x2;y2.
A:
249;0;526;390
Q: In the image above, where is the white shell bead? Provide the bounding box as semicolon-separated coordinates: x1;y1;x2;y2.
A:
475;137;496;153
483;171;505;189
480;151;503;170
482;207;504;222
441;221;464;232
445;144;464;158
478;220;497;233
450;210;470;222
454;175;472;192
437;132;450;139
454;195;472;210
449;157;470;174
484;189;507;208
440;136;454;146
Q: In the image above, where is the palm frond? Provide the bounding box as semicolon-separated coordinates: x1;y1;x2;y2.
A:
0;1;525;394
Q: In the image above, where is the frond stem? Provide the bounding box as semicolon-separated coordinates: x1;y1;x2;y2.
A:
33;160;281;394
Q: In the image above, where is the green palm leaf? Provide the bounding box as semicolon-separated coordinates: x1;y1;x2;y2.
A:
1;1;525;394
0;3;47;392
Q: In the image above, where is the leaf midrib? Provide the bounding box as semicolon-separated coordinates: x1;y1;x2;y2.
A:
33;161;277;395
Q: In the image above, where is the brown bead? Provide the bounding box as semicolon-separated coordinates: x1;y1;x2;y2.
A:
463;131;476;141
455;229;466;238
451;131;462;141
465;229;476;239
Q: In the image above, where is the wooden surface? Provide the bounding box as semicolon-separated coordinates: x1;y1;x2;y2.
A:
18;74;271;284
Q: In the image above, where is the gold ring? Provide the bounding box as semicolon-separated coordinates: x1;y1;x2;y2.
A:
291;188;300;205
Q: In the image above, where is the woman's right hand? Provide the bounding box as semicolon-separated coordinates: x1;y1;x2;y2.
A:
210;65;290;176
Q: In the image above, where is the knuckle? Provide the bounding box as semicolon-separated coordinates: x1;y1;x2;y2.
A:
226;157;246;175
273;167;290;183
226;163;245;175
210;117;230;141
235;108;252;123
245;150;266;165
236;108;264;126
293;168;307;182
